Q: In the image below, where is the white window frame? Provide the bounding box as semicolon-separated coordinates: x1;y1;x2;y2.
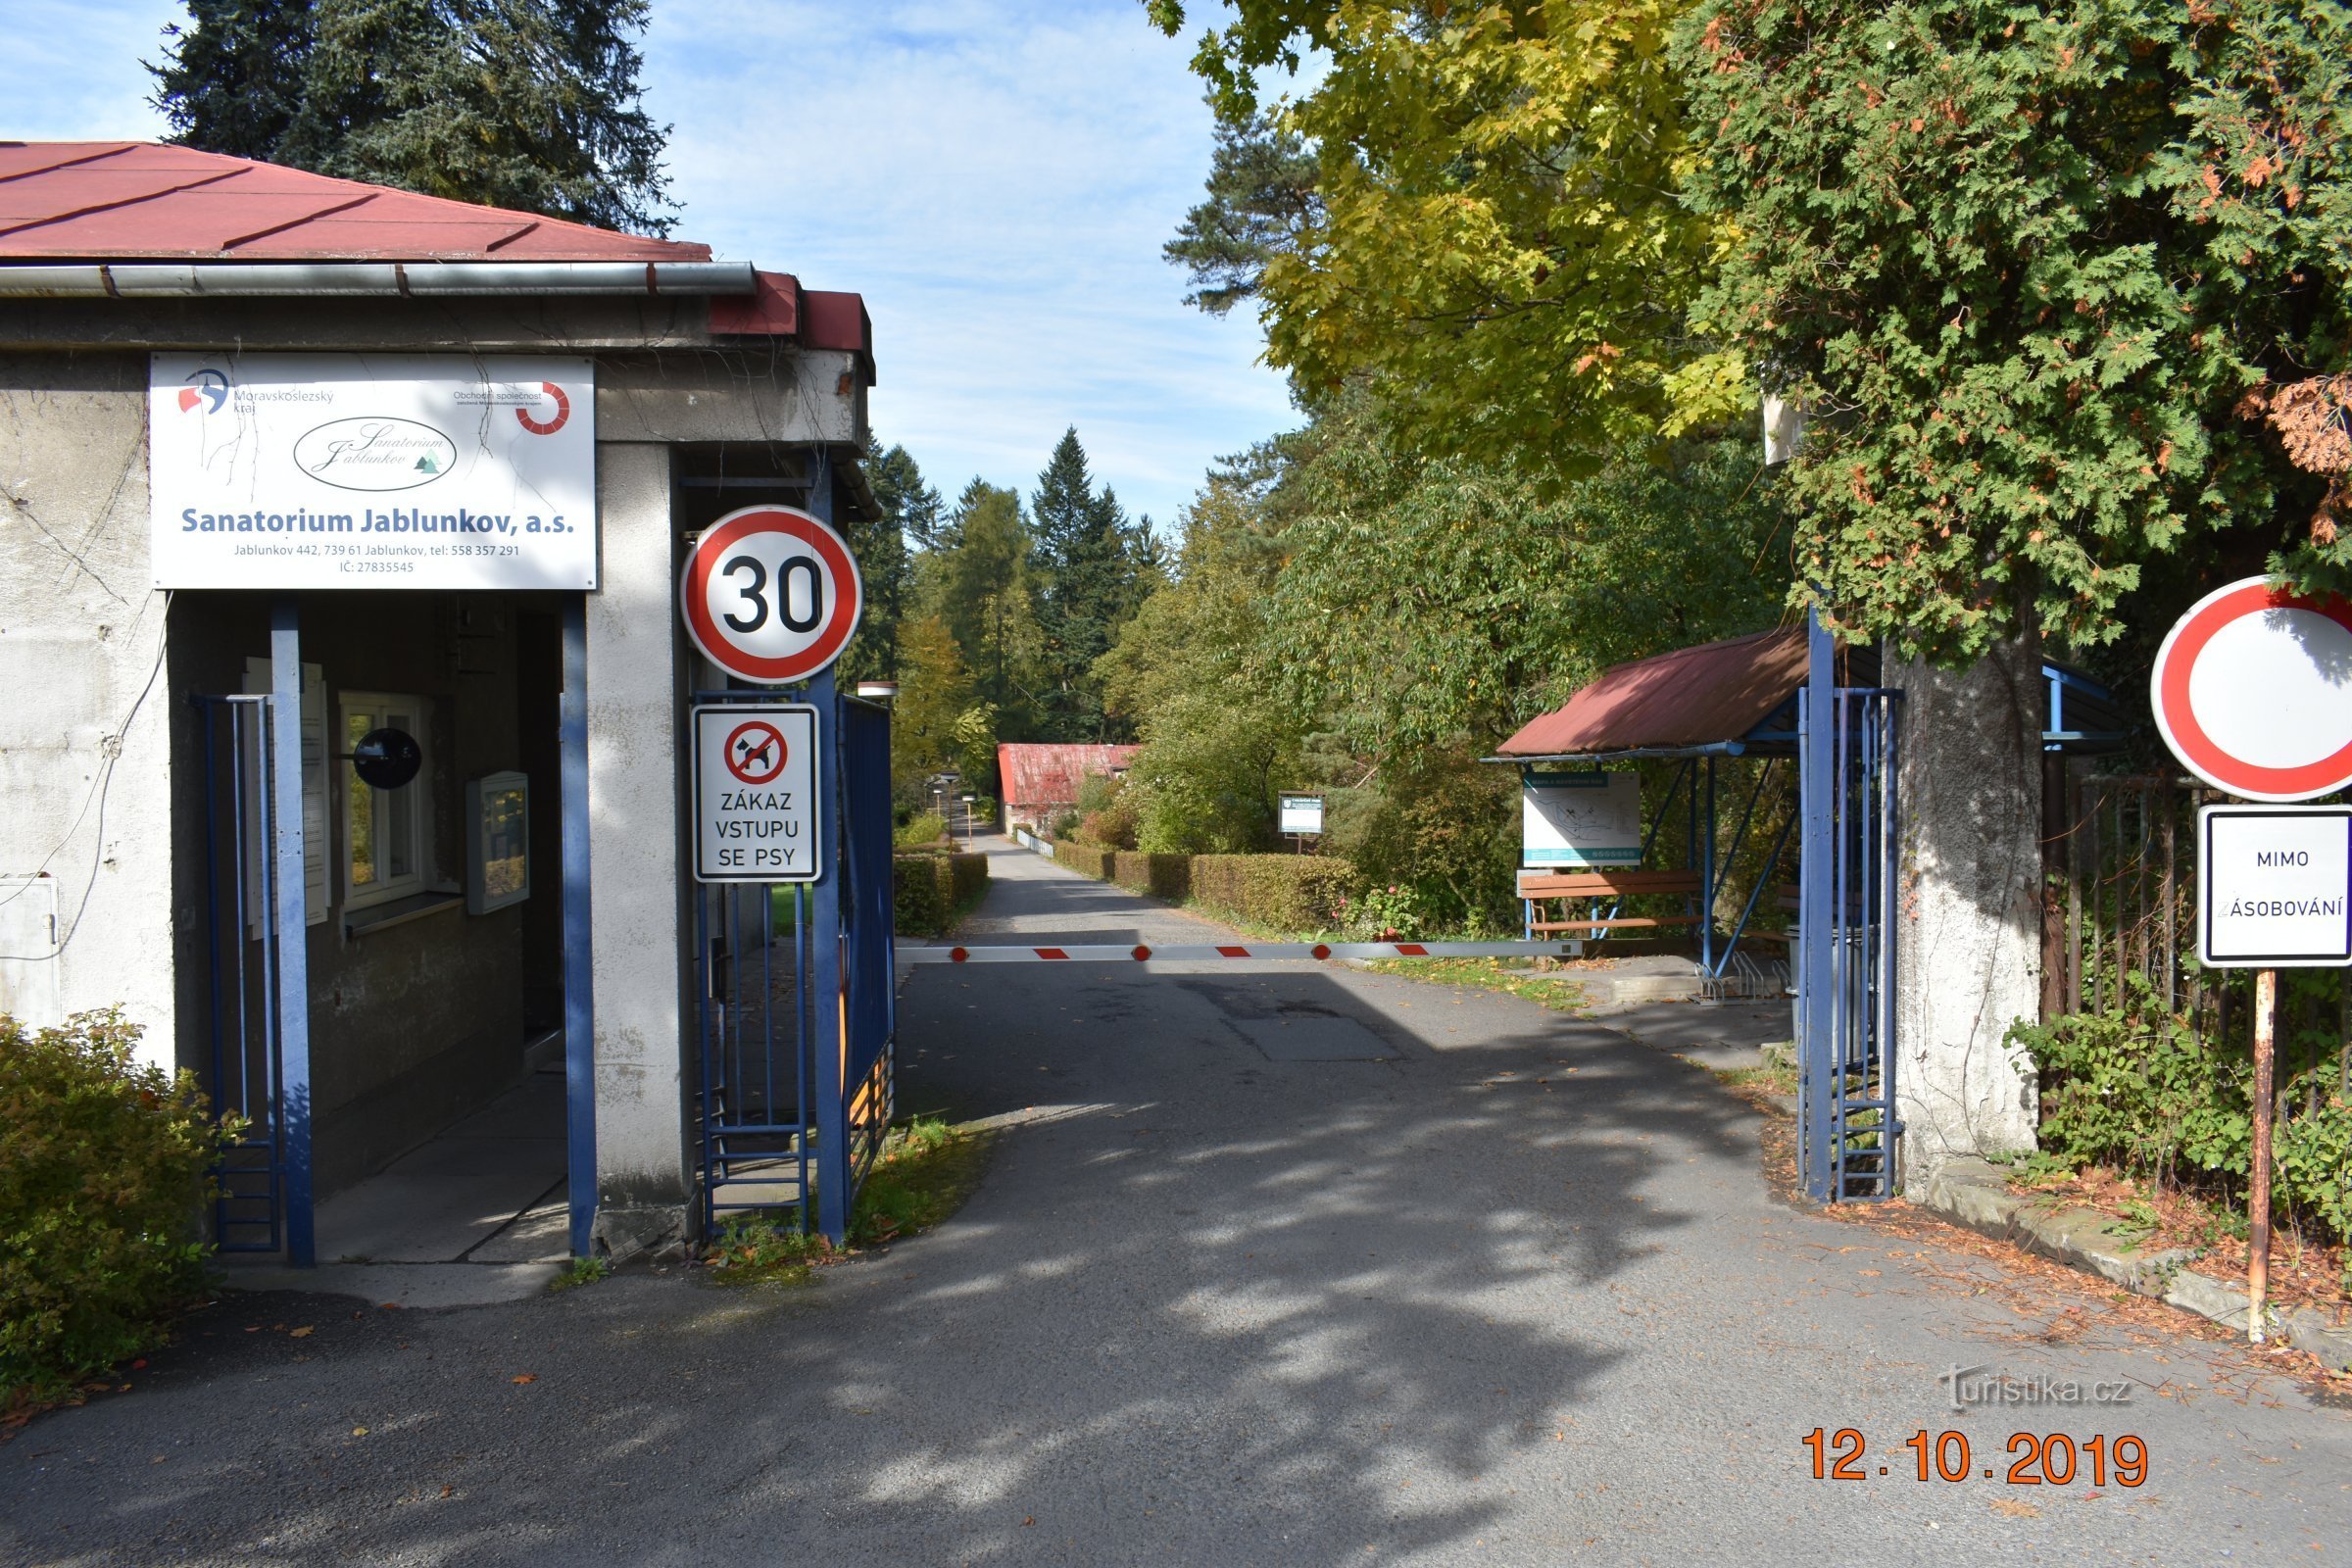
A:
338;690;434;912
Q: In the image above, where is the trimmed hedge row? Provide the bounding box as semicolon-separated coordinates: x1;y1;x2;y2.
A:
894;852;990;937
1191;855;1356;931
1048;841;1357;933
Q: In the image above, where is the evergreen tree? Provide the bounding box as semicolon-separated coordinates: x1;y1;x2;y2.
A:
1163;101;1322;318
1030;428;1138;741
837;435;931;685
151;0;673;234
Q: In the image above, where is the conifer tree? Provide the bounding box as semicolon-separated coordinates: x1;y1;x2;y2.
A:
1030;428;1137;741
151;0;673;234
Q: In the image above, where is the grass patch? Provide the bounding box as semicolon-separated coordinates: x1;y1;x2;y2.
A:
1361;956;1592;1014
1711;1062;1799;1097
547;1256;611;1293
702;1116;997;1288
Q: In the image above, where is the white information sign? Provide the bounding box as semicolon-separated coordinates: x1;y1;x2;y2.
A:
692;705;820;884
1279;794;1324;835
1522;771;1642;868
149;353;597;590
2198;806;2352;967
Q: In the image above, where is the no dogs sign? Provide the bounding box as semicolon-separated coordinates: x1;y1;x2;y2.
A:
680;504;863;684
692;705;820;883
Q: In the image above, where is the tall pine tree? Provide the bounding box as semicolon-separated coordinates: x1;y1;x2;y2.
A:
1030;428;1137;741
151;0;673;234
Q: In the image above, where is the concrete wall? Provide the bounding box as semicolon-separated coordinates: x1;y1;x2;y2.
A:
0;352;177;1067
1894;635;2044;1185
585;441;691;1254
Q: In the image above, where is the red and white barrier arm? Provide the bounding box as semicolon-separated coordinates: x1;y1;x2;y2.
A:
901;941;1584;964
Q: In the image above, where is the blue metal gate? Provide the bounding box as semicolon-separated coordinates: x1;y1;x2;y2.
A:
1796;611;1903;1201
695;675;895;1246
192;688;313;1258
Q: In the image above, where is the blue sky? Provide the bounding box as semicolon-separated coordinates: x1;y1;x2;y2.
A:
1;0;1295;528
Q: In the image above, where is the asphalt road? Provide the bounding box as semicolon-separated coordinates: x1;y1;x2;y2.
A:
5;839;2347;1565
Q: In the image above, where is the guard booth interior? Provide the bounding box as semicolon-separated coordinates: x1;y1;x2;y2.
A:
176;590;575;1264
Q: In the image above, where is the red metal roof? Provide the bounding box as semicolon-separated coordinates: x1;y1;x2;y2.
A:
997;744;1142;807
0;141;708;262
1496;627;1809;757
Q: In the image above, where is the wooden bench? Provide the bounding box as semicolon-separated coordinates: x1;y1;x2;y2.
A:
1517;869;1704;936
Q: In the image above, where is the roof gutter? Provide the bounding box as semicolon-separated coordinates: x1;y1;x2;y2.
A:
0;261;760;298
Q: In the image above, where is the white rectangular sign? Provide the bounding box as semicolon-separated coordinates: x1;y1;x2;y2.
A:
1522;771;1642;868
149;353;596;590
1279;794;1324;835
693;705;820;884
2198;806;2352;967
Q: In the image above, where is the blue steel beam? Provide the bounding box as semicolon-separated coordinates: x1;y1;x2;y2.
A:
269;599;315;1267
1798;607;1837;1202
561;596;598;1258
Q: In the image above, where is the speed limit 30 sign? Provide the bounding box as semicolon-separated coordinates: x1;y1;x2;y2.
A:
680;504;863;684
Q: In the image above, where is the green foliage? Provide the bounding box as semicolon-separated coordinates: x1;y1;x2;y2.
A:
1031;430;1146;742
839;435;929;688
1148;1;1737;465
1362;956;1594;1016
1163;100;1323;316
1190;854;1357;932
548;1255;611;1292
2006;974;2352;1246
1050;839;1119;881
895;812;948;849
1677;0;2352;661
925;482;1044;737
893;852;990;938
152;0;674;233
2;1010;237;1403
1110;852;1194;902
891;613;976;800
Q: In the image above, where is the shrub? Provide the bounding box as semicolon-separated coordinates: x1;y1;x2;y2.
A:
894;853;992;937
894;811;948;849
1;1010;235;1402
2006;974;2352;1247
1050;840;1116;880
1110;852;1192;903
1190;855;1358;933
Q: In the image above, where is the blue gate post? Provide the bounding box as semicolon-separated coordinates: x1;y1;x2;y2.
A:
1798;606;1837;1201
561;595;598;1257
269;598;316;1267
807;451;852;1244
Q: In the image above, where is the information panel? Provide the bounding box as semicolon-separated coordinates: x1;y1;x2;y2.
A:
692;705;821;884
149;353;596;589
1279;794;1324;835
2198;806;2352;967
1522;771;1642;868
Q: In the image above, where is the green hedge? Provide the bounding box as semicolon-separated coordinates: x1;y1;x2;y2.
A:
1111;852;1193;903
1047;841;1357;933
3;1010;234;1403
894;852;990;937
1050;840;1116;880
1191;856;1357;932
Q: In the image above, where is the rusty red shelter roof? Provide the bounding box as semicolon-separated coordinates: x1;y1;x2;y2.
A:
1496;627;1810;760
0;141;708;262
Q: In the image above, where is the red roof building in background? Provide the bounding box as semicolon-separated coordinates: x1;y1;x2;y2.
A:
997;744;1142;829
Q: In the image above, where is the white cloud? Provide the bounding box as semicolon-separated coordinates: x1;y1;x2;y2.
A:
0;1;1292;523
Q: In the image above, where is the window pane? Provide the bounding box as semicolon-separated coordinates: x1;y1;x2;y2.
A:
346;711;377;887
386;710;416;879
